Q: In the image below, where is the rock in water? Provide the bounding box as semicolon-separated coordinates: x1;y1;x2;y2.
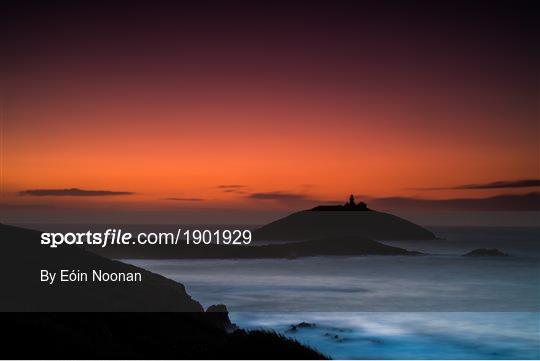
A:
463;248;508;257
206;304;239;332
288;322;317;332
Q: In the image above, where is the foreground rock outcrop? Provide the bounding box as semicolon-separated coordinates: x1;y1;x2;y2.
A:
2;312;326;359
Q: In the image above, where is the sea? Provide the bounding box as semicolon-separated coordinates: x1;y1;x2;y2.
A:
24;224;540;359
124;226;540;359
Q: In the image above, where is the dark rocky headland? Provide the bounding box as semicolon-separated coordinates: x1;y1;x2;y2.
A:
0;223;325;359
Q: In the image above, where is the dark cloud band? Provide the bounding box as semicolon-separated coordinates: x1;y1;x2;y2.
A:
19;188;134;196
165;198;204;201
248;192;310;201
414;179;540;191
369;193;539;211
455;179;540;190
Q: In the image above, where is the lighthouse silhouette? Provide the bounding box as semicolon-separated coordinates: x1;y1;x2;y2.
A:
344;194;368;210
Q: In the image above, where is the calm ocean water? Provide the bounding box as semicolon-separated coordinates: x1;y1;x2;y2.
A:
124;226;540;359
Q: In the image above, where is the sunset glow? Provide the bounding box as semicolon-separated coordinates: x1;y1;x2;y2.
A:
2;2;538;222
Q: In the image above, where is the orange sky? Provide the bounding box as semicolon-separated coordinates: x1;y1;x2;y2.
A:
2;2;538;221
4;78;538;211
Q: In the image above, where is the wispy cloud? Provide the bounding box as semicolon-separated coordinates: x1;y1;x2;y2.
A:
217;185;246;189
368;193;540;211
413;179;540;191
19;188;134;196
217;184;247;194
247;191;347;205
248;191;311;202
454;179;540;190
165;197;204;201
0;203;53;210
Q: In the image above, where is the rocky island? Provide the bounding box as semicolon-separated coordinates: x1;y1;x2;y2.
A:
80;195;427;260
253;195;437;241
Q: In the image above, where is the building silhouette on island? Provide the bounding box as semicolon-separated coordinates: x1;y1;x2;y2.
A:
311;194;370;211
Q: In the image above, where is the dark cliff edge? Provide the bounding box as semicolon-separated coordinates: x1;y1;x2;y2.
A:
1;223;202;312
253;209;436;242
0;223;326;359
